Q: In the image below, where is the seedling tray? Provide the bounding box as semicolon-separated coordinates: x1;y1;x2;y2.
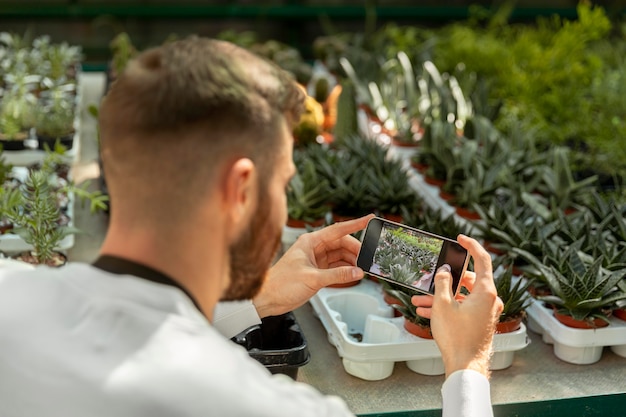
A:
526;298;626;364
0;168;75;254
231;311;310;379
310;279;529;381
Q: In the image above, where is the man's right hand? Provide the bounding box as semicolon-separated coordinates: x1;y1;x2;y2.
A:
412;235;503;379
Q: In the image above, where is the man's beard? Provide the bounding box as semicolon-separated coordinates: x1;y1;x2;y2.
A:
221;194;282;301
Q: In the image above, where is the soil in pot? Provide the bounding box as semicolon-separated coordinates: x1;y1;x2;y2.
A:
404;318;433;339
12;251;67;267
554;311;610;329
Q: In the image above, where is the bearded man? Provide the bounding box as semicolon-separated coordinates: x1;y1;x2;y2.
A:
0;37;501;417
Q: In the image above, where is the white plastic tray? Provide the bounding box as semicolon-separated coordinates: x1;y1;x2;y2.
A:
310;278;529;380
0;168;75;254
526;298;626;364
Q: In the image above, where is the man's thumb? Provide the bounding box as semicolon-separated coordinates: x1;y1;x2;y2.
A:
433;264;453;303
323;266;364;287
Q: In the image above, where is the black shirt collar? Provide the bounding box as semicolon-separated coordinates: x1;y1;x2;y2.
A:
92;255;204;314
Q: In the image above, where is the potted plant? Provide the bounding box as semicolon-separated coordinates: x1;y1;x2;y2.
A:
493;262;532;333
35;86;76;150
515;243;626;329
0;92;30;150
365;146;416;222
287;148;332;228
533;146;598;213
386;287;432;339
316;138;376;221
0;153;108;266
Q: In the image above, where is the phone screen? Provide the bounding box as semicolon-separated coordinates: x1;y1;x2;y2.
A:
357;217;469;296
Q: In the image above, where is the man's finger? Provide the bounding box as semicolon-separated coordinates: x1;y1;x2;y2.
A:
412;294;433;308
459;270;476;292
310;214;375;247
457;235;494;291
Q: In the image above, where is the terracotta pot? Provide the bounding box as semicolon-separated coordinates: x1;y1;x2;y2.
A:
496;314;524;334
455;206;481;221
403;318;433;339
332;213;359;223
613;308;626;321
527;283;552;297
391;137;419;148
286;217;326;228
438;190;455;202
423;175;446;187
411;162;429;174
554;311;610;329
380;213;403;223
383;293;403;317
483;241;506;257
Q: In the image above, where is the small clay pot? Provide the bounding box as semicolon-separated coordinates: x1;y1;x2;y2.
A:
554;311;610;329
496;314;524;334
404;318;433;339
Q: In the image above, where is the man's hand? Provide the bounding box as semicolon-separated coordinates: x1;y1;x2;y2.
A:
253;214;374;318
412;235;503;379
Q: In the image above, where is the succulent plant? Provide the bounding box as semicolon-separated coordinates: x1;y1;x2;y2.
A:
492;261;532;323
287;148;332;224
514;241;626;324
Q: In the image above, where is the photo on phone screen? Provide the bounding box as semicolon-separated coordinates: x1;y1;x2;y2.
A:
357;217;469;296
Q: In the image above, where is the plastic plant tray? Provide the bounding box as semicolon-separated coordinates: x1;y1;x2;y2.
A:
231;311;311;379
0;168;75;254
310;279;529;381
526;298;626;364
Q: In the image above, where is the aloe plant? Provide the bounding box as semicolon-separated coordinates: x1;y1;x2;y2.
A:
514;242;626;324
493;262;532;323
534;146;598;211
287;149;332;224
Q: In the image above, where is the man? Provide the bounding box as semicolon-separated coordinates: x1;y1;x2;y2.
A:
0;37;502;416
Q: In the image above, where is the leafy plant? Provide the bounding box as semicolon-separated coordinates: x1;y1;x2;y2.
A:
0;152;108;265
493;262;532;323
109;32;136;77
35;89;75;139
514;242;626;324
385;287;431;329
287;148;332;224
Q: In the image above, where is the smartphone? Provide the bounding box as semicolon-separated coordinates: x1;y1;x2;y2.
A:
357;217;469;296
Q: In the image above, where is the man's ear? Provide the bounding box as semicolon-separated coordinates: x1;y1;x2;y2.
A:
222;158;257;238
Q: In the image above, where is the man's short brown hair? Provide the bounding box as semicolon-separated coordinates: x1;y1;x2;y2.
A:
99;37;304;221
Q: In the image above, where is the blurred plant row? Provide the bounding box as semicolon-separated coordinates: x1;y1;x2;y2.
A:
0;32;82;150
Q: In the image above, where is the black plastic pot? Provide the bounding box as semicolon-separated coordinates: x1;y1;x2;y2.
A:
231;312;310;379
0;138;27;151
36;133;74;150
